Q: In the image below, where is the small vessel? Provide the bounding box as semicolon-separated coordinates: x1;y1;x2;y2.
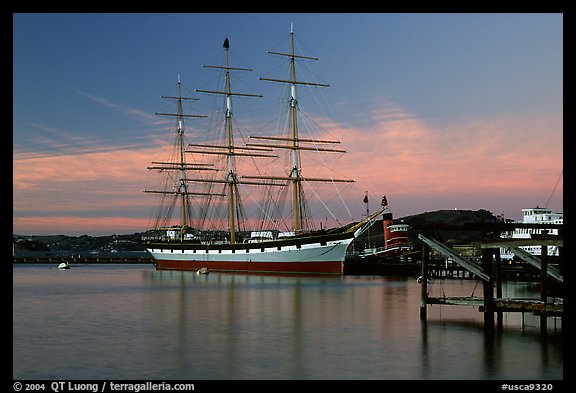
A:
143;27;382;275
500;206;563;260
344;195;416;275
358;198;413;259
58;261;70;270
196;267;209;275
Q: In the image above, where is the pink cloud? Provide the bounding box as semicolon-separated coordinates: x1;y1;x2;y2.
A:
13;216;151;236
13;147;159;233
13;100;562;234
309;100;563;220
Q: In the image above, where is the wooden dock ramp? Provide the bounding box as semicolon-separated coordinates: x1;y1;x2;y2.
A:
415;224;562;335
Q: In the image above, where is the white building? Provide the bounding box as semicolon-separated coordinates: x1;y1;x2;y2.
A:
500;207;563;260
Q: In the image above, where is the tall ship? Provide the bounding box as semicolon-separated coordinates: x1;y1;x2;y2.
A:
143;28;383;274
499;206;563;260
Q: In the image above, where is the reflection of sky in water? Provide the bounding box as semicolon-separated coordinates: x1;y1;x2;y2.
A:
13;265;562;380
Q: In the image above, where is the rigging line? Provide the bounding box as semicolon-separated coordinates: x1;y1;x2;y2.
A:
296;62;336;128
261;181;286;229
243;184;283;229
192;182;211;229
272;181;292;233
296;107;354;221
544;169;563;208
190;182;213;231
316;154;354;221
234;183;247;233
302;178;341;225
253;177;278;229
291;35;326;79
229;116;278;230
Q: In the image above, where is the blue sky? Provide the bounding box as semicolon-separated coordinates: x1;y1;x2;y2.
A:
13;13;563;235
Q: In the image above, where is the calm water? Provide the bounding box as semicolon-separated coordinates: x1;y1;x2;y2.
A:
13;264;563;380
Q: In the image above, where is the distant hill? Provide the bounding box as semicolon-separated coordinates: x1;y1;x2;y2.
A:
14;209;498;253
400;208;498;245
400;208;496;227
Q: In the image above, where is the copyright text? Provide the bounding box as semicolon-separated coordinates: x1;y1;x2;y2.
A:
12;382;195;393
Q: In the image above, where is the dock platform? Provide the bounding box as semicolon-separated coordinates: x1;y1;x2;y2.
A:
414;222;563;334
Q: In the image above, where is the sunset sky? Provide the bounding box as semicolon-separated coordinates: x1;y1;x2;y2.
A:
13;12;563;236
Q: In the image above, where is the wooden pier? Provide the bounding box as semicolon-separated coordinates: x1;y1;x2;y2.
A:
415;222;563;334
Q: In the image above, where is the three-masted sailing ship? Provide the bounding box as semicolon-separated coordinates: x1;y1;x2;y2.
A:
143;27;385;274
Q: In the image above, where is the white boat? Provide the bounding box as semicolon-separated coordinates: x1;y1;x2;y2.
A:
58;261;70;270
143;27;381;274
196;267;209;275
500;206;563;260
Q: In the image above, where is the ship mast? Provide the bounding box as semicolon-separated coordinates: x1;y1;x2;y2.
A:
195;38;269;243
288;25;303;233
250;25;354;233
145;75;210;237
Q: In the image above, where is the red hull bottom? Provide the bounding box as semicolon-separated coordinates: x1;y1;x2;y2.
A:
154;259;343;274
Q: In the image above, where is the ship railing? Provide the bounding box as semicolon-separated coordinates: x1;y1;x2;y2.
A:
383;242;413;251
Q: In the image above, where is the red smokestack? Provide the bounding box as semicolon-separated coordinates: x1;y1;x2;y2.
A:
382;212;393;248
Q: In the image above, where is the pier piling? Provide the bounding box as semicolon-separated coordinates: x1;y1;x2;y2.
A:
419;241;429;321
482;246;494;330
540;235;548;335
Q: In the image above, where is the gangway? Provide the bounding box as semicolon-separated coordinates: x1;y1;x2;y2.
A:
418;234;489;281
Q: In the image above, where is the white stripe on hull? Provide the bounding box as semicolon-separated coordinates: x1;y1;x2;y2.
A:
147;238;353;264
